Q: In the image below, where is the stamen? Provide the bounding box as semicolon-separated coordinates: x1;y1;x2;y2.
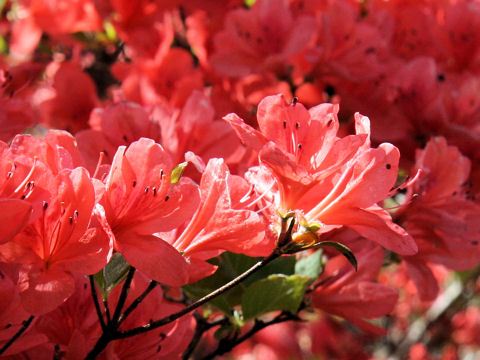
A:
13;157;38;196
153;187;157;196
92;152;107;179
165;195;169;202
144;186;150;193
240;180;276;209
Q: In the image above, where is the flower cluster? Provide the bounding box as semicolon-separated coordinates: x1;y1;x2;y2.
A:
0;0;480;359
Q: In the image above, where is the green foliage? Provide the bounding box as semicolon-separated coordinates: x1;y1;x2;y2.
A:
315;241;357;271
93;252;131;299
241;275;310;320
184;252;295;314
294;250;324;284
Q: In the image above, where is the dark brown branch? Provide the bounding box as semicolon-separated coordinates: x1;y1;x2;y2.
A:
115;249;281;339
0;316;35;355
89;275;107;331
117;280;158;326
201;312;301;360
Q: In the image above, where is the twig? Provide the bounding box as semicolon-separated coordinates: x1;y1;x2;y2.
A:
89;275;107;331
0;316;35;355
117;280;158;326
182;313;229;360
85;249;282;359
115;249;281;339
111;266;136;326
201;312;301;360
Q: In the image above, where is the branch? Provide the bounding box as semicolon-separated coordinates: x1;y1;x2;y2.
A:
0;316;35;355
115;249;281;339
182;313;229;360
89;275;107;331
201;312;301;360
111;266;136;326
117;280;158;326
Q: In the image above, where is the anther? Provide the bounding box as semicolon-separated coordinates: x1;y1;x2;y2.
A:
298;143;302;149
132;180;137;188
43;201;48;210
160;169;164;178
122;135;128;142
74;210;79;219
292;97;298;105
386;163;392;169
165;195;169;202
69;216;73;225
327;119;333;127
157;345;162;353
283;121;287;129
295;122;300;129
144;186;150;193
153;187;157;196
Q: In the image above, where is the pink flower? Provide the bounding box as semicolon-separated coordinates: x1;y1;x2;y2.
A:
167;158;269;282
311;236;398;334
225;94;417;255
396;137;480;300
210;0;317;77
0;167;111;315
97;138;200;286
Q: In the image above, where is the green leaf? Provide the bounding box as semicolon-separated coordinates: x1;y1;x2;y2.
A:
316;241;357;271
183;252;296;314
242;275;310;320
294;250;324;283
94;253;131;299
171;162;188;184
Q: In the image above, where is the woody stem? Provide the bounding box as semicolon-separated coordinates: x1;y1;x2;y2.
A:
114;249;282;339
0;316;35;355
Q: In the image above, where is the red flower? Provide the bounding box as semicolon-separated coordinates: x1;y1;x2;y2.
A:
0;167;111;314
311;236;398;334
225;94;417;255
396;137;480;300
97;138;200;286
167;158;269;282
210;0;317;77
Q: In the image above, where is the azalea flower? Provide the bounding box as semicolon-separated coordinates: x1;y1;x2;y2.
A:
395;137;480;300
225;94;417;255
311;234;398;334
165;158;270;282
96;138;200;286
0;167;111;315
